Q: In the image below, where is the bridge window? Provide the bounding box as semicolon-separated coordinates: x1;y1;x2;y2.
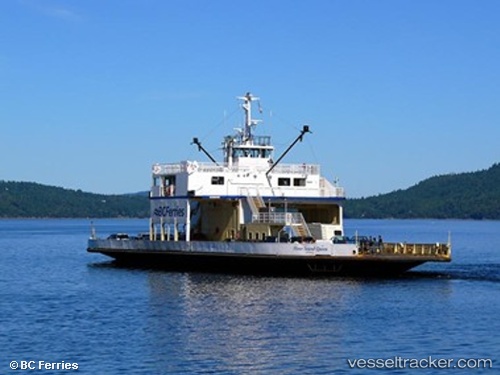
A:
293;178;306;187
211;176;225;185
278;178;291;186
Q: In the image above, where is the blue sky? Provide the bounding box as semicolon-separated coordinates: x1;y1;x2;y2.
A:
1;0;499;197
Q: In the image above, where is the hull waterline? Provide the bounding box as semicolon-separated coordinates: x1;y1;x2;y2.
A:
88;242;447;277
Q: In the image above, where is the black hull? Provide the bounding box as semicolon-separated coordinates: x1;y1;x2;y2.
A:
92;250;426;277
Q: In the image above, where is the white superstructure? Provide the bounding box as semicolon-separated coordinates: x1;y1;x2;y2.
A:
148;92;346;244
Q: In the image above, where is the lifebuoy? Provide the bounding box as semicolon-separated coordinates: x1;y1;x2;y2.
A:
153;165;162;174
187;161;199;174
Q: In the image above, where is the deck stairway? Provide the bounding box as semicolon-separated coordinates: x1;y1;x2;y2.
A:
243;187;312;238
244;188;265;217
292;213;312;238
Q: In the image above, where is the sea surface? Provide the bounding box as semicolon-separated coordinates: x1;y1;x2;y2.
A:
1;219;498;374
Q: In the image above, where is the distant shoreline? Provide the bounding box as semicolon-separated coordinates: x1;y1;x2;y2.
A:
2;162;500;220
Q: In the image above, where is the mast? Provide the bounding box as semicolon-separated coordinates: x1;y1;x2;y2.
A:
237;92;261;144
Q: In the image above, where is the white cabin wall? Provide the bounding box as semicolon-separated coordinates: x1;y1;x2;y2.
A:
309;223;344;240
187;172;229;196
266;173;320;198
179;165;341;199
189;171;265;197
186;173;204;195
240;200;254;224
175;173;189;196
338;203;344;229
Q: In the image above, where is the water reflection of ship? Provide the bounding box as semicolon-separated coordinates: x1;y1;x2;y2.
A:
145;272;365;372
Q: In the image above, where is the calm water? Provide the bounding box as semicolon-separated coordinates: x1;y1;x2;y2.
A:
1;219;499;374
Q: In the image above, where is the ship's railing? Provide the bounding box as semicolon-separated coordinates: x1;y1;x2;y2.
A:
320;177;345;197
152;162;321;175
358;241;451;258
253;212;303;225
253;212;312;238
270;163;320;175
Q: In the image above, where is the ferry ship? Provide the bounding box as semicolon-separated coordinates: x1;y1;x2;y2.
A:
88;93;451;276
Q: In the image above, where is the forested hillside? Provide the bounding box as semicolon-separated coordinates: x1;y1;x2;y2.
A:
2;163;500;219
0;181;149;218
344;163;500;219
